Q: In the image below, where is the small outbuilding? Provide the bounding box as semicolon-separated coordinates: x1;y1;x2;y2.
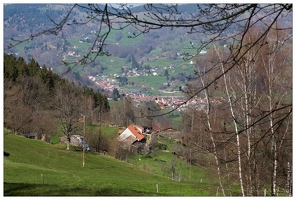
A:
59;135;90;151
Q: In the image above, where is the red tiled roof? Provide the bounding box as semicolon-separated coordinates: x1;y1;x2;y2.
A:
127;124;145;141
152;124;171;132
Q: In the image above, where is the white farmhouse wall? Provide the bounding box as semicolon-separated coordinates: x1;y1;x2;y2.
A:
118;129;136;141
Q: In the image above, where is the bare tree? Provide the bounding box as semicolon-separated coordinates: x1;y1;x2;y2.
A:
122;95;135;127
257;26;292;196
189;24;292;196
212;44;245;196
32;110;57;141
4;76;51;135
55;83;82;150
186;50;227;196
110;101;123;126
215;27;263;196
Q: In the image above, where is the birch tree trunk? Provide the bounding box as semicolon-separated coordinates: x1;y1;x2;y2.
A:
214;44;245;196
260;28;292;196
266;51;279;197
199;69;226;196
236;42;260;196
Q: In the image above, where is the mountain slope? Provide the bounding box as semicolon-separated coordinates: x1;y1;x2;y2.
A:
4;133;221;196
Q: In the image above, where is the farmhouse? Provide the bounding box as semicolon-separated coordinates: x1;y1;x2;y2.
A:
118;124;147;153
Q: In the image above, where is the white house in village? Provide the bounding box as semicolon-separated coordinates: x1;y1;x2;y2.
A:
152;72;158;76
200;50;207;54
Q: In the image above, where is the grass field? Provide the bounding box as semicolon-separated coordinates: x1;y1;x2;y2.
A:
3;132;230;196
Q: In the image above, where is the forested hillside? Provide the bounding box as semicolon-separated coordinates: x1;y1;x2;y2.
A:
4;53;110;143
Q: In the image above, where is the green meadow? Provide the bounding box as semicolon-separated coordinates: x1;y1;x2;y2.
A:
3;132;236;196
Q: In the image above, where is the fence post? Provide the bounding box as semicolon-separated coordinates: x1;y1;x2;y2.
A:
41;174;44;184
156;183;158;193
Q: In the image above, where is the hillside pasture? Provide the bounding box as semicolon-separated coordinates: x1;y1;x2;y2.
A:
4;133;227;196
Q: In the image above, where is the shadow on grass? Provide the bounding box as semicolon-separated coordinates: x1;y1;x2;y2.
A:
4;182;162;196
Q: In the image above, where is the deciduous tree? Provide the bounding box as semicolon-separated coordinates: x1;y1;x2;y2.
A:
55;83;82;150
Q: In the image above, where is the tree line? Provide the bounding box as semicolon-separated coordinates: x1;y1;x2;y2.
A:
4;53;110;150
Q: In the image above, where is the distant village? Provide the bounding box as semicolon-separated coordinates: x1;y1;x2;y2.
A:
60;34;224;112
87;72;223;112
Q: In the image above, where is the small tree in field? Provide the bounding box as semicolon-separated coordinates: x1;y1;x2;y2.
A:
56;83;82;150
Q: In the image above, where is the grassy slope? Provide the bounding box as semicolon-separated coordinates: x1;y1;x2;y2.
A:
4;133;220;196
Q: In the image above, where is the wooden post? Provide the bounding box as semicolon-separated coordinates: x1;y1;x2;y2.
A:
189;148;191;181
83;115;85;167
80;113;86;168
286;161;291;196
41;174;44;184
156;183;158;193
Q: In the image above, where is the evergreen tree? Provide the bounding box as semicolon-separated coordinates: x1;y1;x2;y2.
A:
131;55;139;69
112;88;120;101
4;53;18;81
164;69;169;77
16;57;29;77
27;58;41;76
